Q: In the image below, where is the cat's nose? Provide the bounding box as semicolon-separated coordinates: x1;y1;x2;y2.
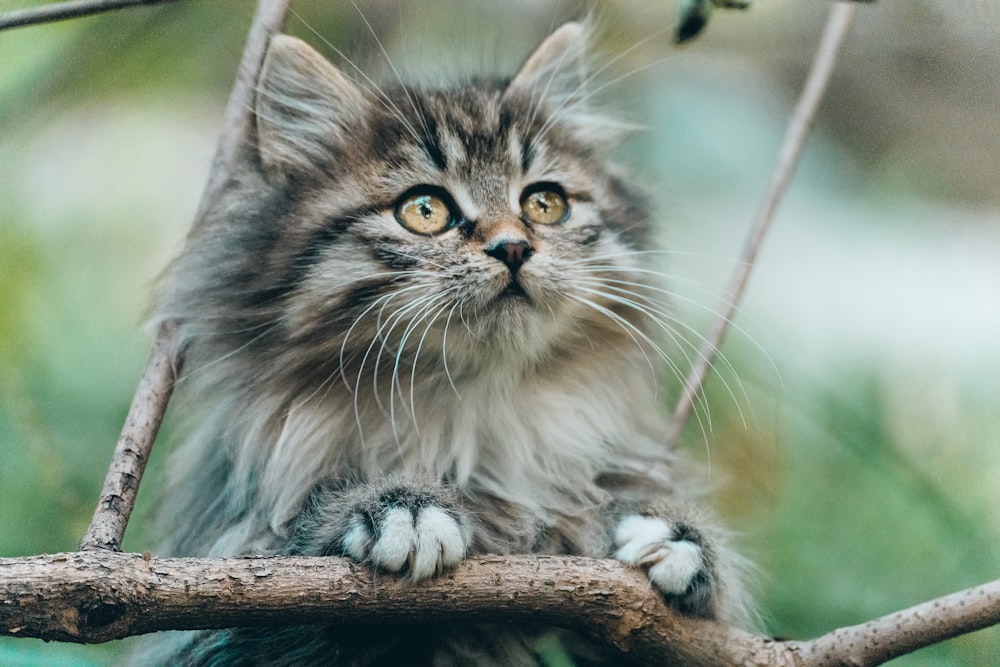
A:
485;239;534;273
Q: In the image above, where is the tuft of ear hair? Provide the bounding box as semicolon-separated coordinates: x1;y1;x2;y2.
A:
506;22;588;101
255;34;368;179
506;21;633;146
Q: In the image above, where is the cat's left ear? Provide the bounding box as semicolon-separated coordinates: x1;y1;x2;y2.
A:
505;22;628;144
505;22;588;105
255;35;368;179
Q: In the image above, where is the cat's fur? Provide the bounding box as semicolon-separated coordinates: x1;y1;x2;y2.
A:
146;22;750;665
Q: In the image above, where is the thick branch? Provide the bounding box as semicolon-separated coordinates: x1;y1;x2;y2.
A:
0;553;747;665
0;0;180;31
2;552;997;666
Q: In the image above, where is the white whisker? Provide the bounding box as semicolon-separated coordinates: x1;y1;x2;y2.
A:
439;301;462;399
408;297;455;426
288;7;424;144
348;0;435;144
572;281;739;431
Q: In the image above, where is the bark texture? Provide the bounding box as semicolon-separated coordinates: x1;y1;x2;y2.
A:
2;551;999;666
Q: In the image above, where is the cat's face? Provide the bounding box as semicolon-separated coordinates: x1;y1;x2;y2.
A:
201;25;653;380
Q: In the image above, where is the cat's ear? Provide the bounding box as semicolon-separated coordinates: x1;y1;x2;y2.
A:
506;22;629;145
255;34;368;179
506;22;588;104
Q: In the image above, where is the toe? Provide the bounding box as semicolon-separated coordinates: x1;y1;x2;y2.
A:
647;540;703;595
370;507;417;572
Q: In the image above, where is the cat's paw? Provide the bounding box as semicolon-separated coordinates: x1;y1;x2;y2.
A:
342;487;470;581
614;515;713;616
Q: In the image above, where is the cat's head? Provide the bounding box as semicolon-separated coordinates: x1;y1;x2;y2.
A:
166;23;657;384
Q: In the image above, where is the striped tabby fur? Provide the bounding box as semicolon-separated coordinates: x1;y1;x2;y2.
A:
145;22;750;666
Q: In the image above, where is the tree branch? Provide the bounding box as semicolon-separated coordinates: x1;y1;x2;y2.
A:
2;551;997;666
667;1;858;444
78;0;291;552
78;320;180;552
0;0;180;31
191;0;291;228
792;579;1000;665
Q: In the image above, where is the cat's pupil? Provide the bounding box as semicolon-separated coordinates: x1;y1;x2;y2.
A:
418;199;433;218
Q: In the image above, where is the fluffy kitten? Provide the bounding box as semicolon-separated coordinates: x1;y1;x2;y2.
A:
147;22;749;665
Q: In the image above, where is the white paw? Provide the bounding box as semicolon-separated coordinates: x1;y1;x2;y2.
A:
343;505;468;580
614;515;704;595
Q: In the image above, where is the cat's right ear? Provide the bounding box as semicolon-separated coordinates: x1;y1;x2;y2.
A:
255;35;367;180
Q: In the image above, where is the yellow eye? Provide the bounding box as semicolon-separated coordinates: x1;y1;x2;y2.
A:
520;186;568;225
395;188;456;235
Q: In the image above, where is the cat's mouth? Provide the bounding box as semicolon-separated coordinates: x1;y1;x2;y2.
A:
496;280;530;303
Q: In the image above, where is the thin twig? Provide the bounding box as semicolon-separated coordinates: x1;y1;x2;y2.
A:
2;551;998;666
667;2;858;445
0;0;180;31
192;0;291;228
79;321;180;551
79;0;291;550
792;576;1000;665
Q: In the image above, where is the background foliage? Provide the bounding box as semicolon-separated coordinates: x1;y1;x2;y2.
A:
1;1;998;664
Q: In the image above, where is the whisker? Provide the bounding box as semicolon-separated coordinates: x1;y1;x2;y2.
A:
343;282;438;440
565;293;660;393
348;0;434;144
337;280;431;391
567;289;715;442
367;291;436;412
439;301;462;399
389;291;455;440
288;7;424;144
573;281;744;431
568;287;710;431
174;320;280;387
408;297;456;427
569;266;779;389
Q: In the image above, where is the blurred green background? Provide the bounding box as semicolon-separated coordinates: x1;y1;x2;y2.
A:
1;1;998;665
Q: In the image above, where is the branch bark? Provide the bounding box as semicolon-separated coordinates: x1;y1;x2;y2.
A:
2;552;998;667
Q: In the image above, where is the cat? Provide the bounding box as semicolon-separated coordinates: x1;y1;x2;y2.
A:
145;21;751;666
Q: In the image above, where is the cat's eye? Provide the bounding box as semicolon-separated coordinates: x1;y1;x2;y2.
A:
520;184;569;225
395;187;458;235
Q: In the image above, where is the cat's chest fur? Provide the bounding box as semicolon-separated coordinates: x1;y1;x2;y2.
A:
213;333;667;554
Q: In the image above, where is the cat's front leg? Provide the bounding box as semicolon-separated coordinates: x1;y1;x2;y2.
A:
613;513;718;618
295;480;472;581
